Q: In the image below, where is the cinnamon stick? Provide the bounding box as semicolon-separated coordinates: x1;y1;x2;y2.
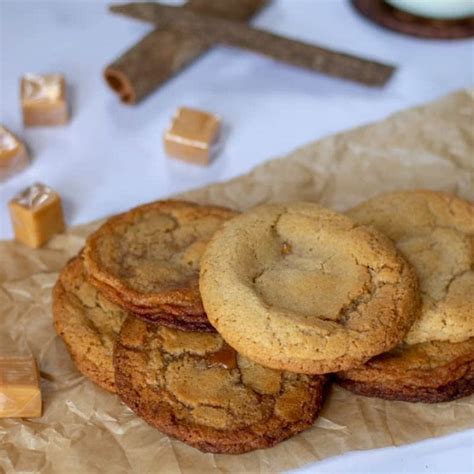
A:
105;0;268;104
110;3;395;87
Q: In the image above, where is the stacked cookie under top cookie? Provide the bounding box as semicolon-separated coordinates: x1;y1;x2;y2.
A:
337;191;474;402
52;191;474;454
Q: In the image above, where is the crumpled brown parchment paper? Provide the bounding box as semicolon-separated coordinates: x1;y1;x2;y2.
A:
0;89;473;474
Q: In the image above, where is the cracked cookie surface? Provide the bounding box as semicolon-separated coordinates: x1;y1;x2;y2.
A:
338;190;474;402
199;202;419;374
337;337;474;402
114;316;326;454
84;200;237;331
52;256;128;392
347;190;474;345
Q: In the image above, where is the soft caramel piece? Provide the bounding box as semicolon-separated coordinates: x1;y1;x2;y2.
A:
0;125;29;181
0;356;42;418
164;107;221;165
9;183;65;248
21;74;68;126
206;343;237;370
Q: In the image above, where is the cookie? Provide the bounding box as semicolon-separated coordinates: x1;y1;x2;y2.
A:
52;256;128;392
347;190;474;345
199;202;420;374
337;338;474;402
337;190;474;402
87;272;215;333
84;200;237;331
114;316;327;454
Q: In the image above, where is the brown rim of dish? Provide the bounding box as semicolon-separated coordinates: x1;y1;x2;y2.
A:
351;0;474;39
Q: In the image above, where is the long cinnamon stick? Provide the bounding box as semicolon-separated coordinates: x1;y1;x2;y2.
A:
110;3;395;87
105;0;267;104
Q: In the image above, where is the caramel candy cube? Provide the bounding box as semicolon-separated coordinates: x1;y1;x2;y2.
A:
21;74;68;126
164;107;221;165
0;125;29;181
0;356;42;418
9;183;65;248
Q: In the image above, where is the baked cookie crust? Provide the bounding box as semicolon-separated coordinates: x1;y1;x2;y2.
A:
200;202;420;374
339;191;474;403
52;256;128;392
84;200;236;330
348;190;474;345
87;272;215;332
337;338;474;402
114;316;327;454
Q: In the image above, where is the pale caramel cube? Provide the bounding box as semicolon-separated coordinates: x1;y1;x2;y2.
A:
0;125;29;181
0;356;42;418
9;183;65;248
21;74;68;127
164;107;221;165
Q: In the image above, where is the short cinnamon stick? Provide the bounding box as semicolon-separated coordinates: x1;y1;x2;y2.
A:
105;0;267;104
110;2;395;87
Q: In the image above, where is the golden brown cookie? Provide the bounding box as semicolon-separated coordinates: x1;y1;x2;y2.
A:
338;190;474;402
52;256;128;392
114;316;327;454
84;200;237;331
337;338;474;402
87;272;215;333
347;190;474;345
200;202;420;374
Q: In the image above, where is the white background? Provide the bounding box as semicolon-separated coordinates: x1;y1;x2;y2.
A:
0;0;473;472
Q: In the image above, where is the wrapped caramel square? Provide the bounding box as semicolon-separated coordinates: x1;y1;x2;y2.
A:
0;356;42;418
21;74;68;126
9;183;65;248
164;107;221;165
0;125;29;181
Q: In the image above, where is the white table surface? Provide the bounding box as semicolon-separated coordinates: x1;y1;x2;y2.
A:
1;0;473;472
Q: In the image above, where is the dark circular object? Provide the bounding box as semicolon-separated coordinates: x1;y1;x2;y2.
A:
351;0;474;39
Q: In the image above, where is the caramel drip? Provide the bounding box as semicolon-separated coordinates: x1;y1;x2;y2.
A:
281;241;292;255
206;343;237;370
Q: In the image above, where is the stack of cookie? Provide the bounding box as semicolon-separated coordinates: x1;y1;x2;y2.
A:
53;200;326;454
52;191;473;454
337;191;474;402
